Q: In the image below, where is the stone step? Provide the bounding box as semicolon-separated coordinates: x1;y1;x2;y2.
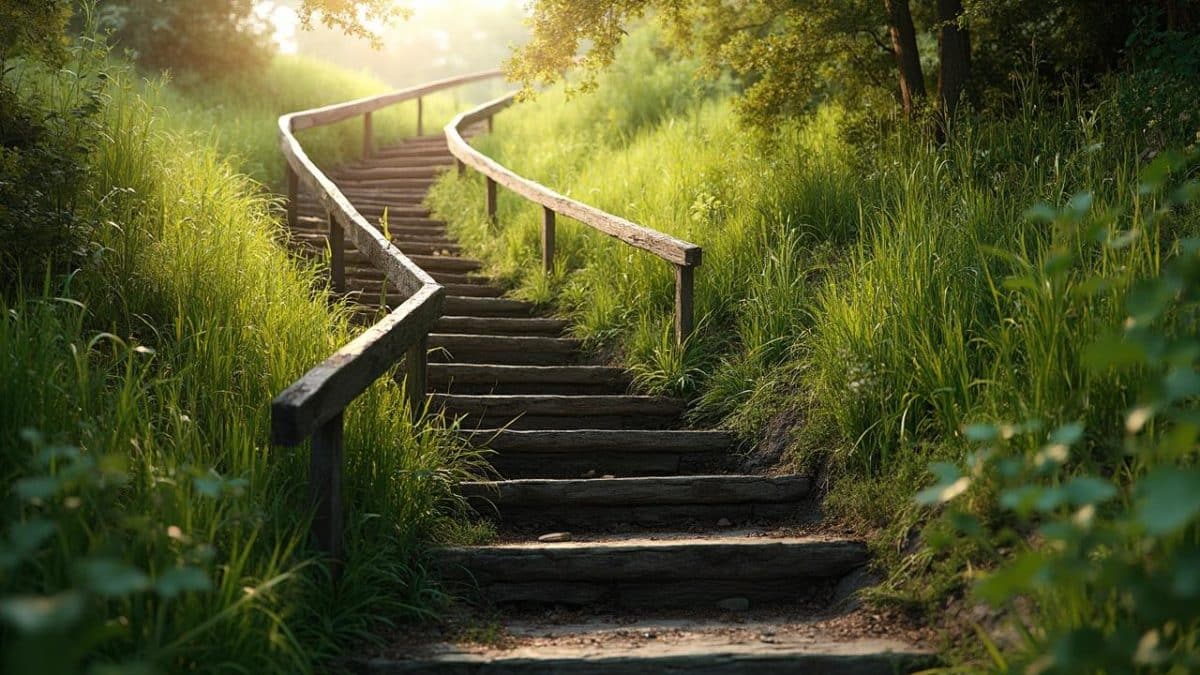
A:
458;474;807;527
429;334;582;366
429;364;629;395
433;393;683;430
461;429;737;478
433;316;569;336
435;535;861;609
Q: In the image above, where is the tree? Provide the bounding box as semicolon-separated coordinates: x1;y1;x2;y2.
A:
507;0;1196;129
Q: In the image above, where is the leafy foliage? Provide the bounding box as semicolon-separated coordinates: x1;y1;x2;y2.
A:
918;151;1200;672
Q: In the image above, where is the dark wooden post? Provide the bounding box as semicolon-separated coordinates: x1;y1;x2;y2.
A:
486;177;497;223
416;97;424;137
329;212;345;294
310;412;344;564
541;207;556;273
674;264;694;347
286;164;299;230
363;112;374;159
406;336;428;422
487;115;494;133
457;159;466;177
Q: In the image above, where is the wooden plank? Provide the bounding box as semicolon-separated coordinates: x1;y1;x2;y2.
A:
457;474;809;506
446;94;703;267
435;537;865;583
310;413;344;561
272;284;445;445
675;264;694;345
542;207;555;272
461;429;737;453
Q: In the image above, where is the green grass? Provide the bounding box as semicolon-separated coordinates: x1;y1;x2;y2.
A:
0;47;486;673
426;25;1200;665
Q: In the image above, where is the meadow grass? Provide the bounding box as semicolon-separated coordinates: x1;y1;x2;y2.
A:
426;25;1199;635
0;49;486;673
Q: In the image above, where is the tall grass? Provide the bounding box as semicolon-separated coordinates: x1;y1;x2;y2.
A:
427;23;1197;539
1;47;482;673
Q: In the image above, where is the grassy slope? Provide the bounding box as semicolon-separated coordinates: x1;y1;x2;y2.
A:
0;53;479;673
428;26;1199;659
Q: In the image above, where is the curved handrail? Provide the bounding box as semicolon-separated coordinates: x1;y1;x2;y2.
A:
445;93;702;342
270;70;503;559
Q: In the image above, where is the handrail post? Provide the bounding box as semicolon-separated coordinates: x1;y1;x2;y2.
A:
541;207;556;273
405;336;428;422
329;212;345;294
286;164;299;230
486;177;498;223
363;111;374;159
417;97;424;137
674;264;694;347
487;115;494;133
310;412;344;566
457;160;466;177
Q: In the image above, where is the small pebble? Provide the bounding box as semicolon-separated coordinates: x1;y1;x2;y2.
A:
602;474;615;479
582;469;596;478
717;518;732;527
538;531;572;542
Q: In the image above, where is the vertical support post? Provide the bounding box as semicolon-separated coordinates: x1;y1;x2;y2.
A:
309;412;344;565
541;207;556;273
329;212;345;294
286;164;299;230
416;97;424;137
406;336;428;423
486;177;497;223
457;159;466;177
674;264;694;347
363;111;373;159
487;115;494;133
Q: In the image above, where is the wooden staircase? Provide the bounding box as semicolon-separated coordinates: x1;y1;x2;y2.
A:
288;132;932;673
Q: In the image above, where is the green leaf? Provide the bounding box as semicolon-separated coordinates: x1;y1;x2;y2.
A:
77;558;150;597
15;475;61;500
1082;334;1147;371
1023;202;1057;224
1136;467;1200;535
1048;422;1085;446
1126;278;1176;327
1061;476;1117;506
155;566;212;599
193;475;222;498
0;591;85;633
8;518;56;557
1162;368;1200;402
963;423;998;442
1065;191;1094;221
976;550;1047;604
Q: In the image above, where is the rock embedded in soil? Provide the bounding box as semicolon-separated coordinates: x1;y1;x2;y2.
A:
538;532;573;543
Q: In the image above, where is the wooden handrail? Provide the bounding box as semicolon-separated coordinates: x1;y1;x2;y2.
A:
445;93;702;343
272;71;503;562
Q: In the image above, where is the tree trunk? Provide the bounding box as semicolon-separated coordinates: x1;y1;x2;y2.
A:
883;0;925;116
937;0;970;118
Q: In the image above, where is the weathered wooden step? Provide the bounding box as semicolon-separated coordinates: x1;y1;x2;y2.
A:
429;364;629;395
433;316;569;336
408;256;482;273
459;474;807;526
356;635;933;674
433;393;683;430
335;166;444;181
462;429;737;478
443;296;536;317
429;334;581;365
435;535;862;608
293;216;448;241
339;178;437;190
292;232;458;256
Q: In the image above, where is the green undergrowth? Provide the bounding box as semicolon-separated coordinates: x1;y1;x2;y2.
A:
427;24;1200;669
1;39;485;674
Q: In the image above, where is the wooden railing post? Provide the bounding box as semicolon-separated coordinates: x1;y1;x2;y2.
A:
457;160;466;177
674;264;694;347
486;177;498;223
286;164;299;230
541;207;556;273
416;97;424;137
329;212;345;294
405;335;428;422
310;412;344;564
363;111;374;158
487;115;494;133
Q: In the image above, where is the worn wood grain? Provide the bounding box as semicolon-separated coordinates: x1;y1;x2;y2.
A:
458;474;808;507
